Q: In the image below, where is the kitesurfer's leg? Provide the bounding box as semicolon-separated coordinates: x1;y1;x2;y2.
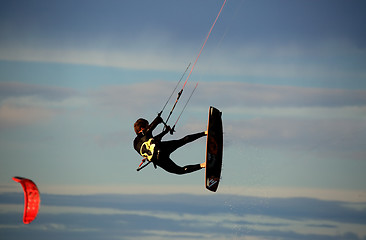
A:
161;131;206;155
156;158;203;175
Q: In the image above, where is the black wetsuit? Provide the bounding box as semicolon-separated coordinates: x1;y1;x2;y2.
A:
133;116;205;175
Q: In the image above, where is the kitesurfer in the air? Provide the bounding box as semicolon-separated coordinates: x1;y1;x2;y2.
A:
133;115;206;174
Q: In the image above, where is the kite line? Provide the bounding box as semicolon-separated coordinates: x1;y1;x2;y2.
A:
182;0;227;90
160;0;227;132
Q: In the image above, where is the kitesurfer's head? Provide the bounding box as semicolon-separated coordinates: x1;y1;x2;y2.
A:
134;118;149;135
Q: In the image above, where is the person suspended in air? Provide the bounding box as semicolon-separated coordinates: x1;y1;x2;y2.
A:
133;115;207;174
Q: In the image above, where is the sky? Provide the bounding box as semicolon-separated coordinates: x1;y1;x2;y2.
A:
0;0;366;239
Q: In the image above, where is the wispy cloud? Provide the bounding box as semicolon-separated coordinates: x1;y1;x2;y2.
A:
86;80;366;156
194;81;366;108
1;0;365;91
3;81;366;115
0;82;82;128
2;80;364;155
2;39;365;87
85;81;366;119
1;192;366;240
0;82;77;101
0;101;56;128
0;46;191;72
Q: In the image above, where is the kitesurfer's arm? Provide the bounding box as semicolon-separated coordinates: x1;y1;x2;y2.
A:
146;115;163;135
155;125;171;141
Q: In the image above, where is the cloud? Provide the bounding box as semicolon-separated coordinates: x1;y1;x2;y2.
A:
194;81;366;108
0;101;56;128
224;117;366;147
2;80;365;158
89;81;178;116
4;184;366;202
0;82;77;101
0;46;192;73
1;192;366;240
2;39;365;88
1;0;365;91
78;81;366;157
88;81;366;118
0;82;84;128
4;81;366;119
87;80;366;155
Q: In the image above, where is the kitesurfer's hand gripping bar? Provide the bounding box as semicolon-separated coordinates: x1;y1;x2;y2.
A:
157;112;174;135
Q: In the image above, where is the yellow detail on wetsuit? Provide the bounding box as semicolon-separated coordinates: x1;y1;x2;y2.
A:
140;138;155;161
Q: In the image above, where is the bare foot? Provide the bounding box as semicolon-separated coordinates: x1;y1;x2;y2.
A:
204;130;208;135
200;162;206;168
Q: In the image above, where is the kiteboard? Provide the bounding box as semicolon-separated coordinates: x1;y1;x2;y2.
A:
205;106;223;192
